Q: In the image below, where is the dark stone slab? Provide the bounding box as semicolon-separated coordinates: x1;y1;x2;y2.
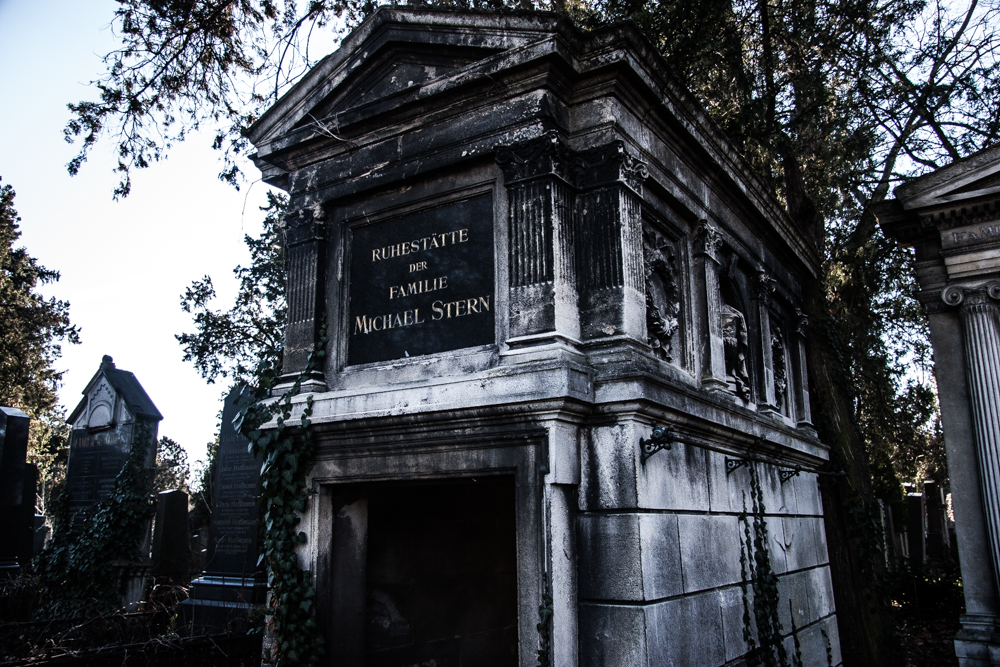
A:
180;385;265;634
0;407;30;576
347;193;495;365
152;489;190;578
66;423;133;526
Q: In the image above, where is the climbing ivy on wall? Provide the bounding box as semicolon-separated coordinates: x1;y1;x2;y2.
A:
34;424;155;619
236;328;327;667
738;461;804;667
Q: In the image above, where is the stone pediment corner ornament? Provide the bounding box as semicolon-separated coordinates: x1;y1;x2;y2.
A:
570;141;649;192
941;280;1000;306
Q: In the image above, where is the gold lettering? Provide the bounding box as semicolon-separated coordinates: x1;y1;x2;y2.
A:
432;301;444;320
456;299;467;317
404;310;414;326
415;308;425;323
479;296;490;311
372;249;382;261
392;313;404;327
459;229;468;242
468;298;480;314
354;316;370;334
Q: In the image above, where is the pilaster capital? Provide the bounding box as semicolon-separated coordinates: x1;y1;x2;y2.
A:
751;271;777;302
794;308;809;336
495;131;572;185
694;220;724;263
286;202;329;246
571;140;649;193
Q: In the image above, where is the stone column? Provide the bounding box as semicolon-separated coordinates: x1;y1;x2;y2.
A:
945;282;1000;589
694;221;728;392
496;133;580;344
281;202;328;392
574;141;648;341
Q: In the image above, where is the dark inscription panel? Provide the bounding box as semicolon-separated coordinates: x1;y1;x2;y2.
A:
66;425;133;525
348;194;495;365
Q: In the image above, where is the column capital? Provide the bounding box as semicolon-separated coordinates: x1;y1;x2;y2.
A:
495;131;573;186
751;270;777;303
286;202;329;246
694;220;724;263
941;280;1000;308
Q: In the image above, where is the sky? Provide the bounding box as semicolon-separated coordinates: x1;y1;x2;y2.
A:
0;1;281;468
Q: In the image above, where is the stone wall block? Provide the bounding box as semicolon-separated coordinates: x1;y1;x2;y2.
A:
678;514;742;592
765;514;789;575
783;614;843;667
645;592;726;667
636;441;711;512
577;514;644;601
638;513;683;600
578;603;649;667
781;516;830;572
788;471;823;516
776;566;836;632
583;423;639;510
706;449;751;513
720;585;756;662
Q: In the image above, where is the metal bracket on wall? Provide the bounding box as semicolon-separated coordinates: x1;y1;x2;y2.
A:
639;424;676;463
779;467;801;483
725;457;749;474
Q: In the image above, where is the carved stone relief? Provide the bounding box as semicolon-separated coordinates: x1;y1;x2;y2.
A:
721;304;751;399
771;320;788;413
643;226;681;361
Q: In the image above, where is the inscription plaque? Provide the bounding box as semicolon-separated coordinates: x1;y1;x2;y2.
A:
348;194;495;365
66;424;133;525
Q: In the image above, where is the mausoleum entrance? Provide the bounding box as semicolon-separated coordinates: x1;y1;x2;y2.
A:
327;477;519;667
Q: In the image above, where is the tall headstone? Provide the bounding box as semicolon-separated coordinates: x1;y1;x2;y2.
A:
0;407;31;576
151;489;190;579
880;143;1000;665
180;385;265;634
65;356;162;525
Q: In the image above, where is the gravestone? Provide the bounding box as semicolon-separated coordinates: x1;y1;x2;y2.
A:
151;489;190;578
180;385;265;634
0;407;32;577
66;356;162;525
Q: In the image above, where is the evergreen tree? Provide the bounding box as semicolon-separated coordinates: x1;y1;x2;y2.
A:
0;178;80;514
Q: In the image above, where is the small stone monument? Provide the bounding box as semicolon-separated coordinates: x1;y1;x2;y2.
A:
151;489;190;579
0;407;32;576
180;385;265;634
66;355;162;525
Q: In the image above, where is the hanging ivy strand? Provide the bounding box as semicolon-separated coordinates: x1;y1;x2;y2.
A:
237;326;327;667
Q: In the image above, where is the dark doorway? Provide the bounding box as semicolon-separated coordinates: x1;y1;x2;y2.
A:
360;476;518;667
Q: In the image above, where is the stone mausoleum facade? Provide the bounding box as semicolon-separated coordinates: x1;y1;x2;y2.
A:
248;8;840;666
880;144;1000;666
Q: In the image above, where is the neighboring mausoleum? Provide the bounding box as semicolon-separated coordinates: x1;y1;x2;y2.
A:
66;355;161;525
879;143;1000;667
249;8;839;666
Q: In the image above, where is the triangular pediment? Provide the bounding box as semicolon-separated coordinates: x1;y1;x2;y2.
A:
247;8;563;150
896;143;1000;210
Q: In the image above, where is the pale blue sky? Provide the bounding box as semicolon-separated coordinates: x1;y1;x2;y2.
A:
0;1;277;467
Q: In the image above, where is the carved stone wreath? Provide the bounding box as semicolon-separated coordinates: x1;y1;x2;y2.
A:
643;227;681;362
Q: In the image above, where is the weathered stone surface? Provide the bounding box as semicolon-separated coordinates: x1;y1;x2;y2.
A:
247;7;836;665
151;489;189;577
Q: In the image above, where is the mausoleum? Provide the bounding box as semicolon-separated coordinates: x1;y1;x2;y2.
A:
249;8;840;666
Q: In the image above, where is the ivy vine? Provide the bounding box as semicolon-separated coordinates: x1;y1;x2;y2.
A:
738;460;804;667
34;423;156;619
235;327;327;667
